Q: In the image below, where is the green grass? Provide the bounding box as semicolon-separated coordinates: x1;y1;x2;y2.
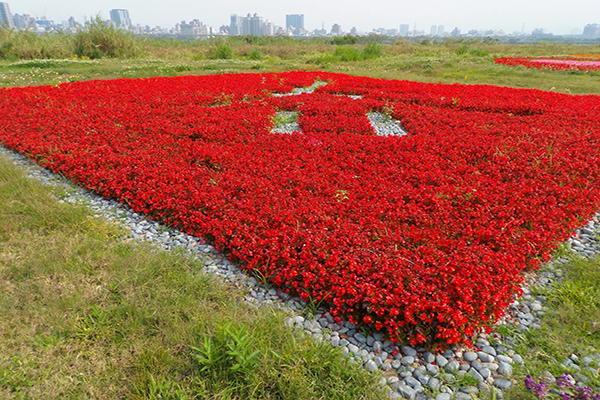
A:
0;155;386;399
505;250;600;399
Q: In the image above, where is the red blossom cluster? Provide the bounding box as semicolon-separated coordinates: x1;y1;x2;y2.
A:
494;56;600;72
1;72;600;346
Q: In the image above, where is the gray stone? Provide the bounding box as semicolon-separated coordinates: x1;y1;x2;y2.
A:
436;355;449;368
402;346;418;357
471;360;483;371
398;385;417;400
482;346;497;356
339;338;349;347
454;393;472;400
402;356;415;365
498;362;513;376
423;352;436;364
392;359;402;369
496;355;513;364
435;394;451;400
426;363;440;375
479;367;491;379
494;379;513;391
388;391;402;399
478;351;492;363
445;360;460;372
428;377;441;392
463;351;478;362
354;332;367;343
382;362;392;371
483;362;499;372
470;368;484;381
364;360;378;372
405;376;421;388
459;363;471;372
512;354;523;364
348;344;359;354
416;374;430;386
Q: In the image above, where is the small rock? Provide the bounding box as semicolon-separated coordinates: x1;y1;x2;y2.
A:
470;368;484;381
494;378;513;391
402;346;418;357
464;352;478;362
402;356;415;365
423;352;436;363
498;362;513;376
428;377;441;392
364;360;378;372
435;394;451;400
436;355;449;368
445;360;460;372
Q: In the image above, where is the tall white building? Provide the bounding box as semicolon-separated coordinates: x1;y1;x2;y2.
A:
109;9;132;29
0;2;14;29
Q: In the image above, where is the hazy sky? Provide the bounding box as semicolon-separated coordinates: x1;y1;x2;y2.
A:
9;0;600;35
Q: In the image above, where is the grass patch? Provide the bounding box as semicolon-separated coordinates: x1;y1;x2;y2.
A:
506;251;600;399
0;154;385;399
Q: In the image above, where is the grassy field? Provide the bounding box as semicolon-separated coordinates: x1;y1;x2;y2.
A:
0;154;388;399
1;29;600;399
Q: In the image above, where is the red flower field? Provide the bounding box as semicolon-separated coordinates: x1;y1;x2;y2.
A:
1;72;600;346
494;56;600;72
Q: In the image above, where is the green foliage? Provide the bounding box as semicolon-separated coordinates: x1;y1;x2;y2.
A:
208;42;233;59
0;27;74;60
332;35;358;45
334;46;362;61
191;323;261;379
363;42;384;59
74;16;138;59
456;44;470;55
247;49;264;60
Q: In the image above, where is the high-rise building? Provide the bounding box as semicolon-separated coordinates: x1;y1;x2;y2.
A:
399;24;410;36
583;23;600;37
0;2;14;29
430;25;437;36
230;14;242;35
437;25;445;36
109;9;132;29
331;23;342;36
230;13;269;36
286;14;304;30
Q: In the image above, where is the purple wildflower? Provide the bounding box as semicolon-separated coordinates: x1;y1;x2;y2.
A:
525;375;550;398
557;373;576;389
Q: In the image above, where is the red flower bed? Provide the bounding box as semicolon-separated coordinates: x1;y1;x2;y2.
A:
1;72;600;346
494;56;600;72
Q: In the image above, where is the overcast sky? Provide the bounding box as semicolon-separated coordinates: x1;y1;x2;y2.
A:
8;0;600;35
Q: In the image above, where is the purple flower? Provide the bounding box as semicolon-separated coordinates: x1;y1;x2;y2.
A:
525;375;550;398
574;386;594;400
557;373;576;389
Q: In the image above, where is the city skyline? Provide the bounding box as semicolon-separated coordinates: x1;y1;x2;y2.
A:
7;0;599;35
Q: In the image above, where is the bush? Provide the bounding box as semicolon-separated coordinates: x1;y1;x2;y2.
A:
74;16;138;59
208;42;233;60
247;49;263;61
332;35;358;45
0;28;74;60
333;46;361;61
362;42;384;59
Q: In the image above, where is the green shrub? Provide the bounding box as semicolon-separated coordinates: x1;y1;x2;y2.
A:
0;28;74;60
332;35;358;45
247;49;263;60
208;42;233;59
333;46;361;61
456;44;470;55
74;16;138;59
362;42;384;59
